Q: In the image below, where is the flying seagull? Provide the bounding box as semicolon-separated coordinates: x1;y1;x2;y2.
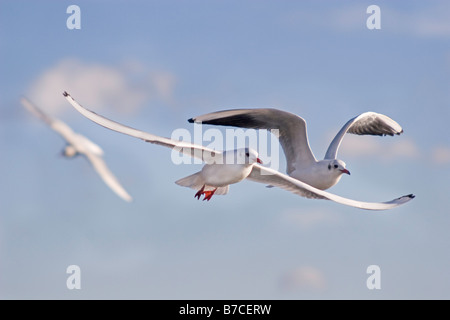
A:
21;97;132;202
188;108;404;190
63;91;414;210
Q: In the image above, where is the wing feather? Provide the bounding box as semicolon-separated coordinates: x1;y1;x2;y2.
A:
189;108;316;174
325;112;403;159
248;164;414;210
64;92;220;163
85;153;133;202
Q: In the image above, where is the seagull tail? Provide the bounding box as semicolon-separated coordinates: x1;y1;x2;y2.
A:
175;172;229;195
175;172;205;190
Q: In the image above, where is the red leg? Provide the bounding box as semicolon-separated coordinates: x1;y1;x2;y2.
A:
203;188;217;201
195;185;205;200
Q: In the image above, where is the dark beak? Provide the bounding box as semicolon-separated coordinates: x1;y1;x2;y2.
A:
340;169;350;175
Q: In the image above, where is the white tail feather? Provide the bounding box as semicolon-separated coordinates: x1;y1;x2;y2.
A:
175;172;229;195
214;185;229;195
175;172;204;190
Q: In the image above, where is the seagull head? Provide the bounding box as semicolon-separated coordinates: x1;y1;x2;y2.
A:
62;145;78;158
237;147;263;165
328;159;350;176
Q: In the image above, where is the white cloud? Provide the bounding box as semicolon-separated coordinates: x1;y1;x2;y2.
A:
280;266;326;292
26;58;177;116
324;132;450;166
284;2;450;37
335;134;419;162
403;4;450;37
432;146;450;164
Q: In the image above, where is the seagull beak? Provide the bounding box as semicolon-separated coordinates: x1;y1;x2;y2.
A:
257;158;263;164
340;169;350;175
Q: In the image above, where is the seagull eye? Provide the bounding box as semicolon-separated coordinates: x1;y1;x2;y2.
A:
245;152;250;157
334;164;338;169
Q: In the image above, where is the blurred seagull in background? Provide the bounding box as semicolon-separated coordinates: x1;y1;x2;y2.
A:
21;97;132;202
189;108;404;190
64;92;414;210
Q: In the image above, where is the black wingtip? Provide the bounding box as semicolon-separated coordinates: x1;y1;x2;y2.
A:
188;118;195;123
408;194;415;199
63;91;69;97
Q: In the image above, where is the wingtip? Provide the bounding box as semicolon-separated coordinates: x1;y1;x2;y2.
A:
400;194;415;200
397;129;404;135
63;91;69;97
188;118;195;123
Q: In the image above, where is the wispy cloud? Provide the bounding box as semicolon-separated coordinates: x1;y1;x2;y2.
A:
431;146;450;164
395;3;450;37
336;134;419;162
283;2;450;37
279;266;326;292
26;58;177;116
329;132;450;166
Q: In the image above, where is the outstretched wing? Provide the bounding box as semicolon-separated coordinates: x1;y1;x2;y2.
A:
85;152;133;202
247;164;414;211
325;112;403;160
189;108;316;174
64;92;220;163
21;97;79;145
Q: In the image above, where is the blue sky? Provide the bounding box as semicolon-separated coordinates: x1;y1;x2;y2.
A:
1;0;449;299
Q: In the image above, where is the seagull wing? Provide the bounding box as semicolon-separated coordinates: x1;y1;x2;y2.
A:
22;97;105;155
189;108;316;174
324;112;403;160
63;92;220;162
21;97;55;126
247;164;414;210
85;152;133;202
21;97;79;145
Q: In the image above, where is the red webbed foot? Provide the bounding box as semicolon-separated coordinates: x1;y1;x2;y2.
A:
194;185;205;200
202;189;217;201
194;185;217;201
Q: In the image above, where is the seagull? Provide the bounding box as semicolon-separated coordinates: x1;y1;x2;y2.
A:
63;91;414;210
21;97;132;202
188;108;404;190
178;147;263;201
